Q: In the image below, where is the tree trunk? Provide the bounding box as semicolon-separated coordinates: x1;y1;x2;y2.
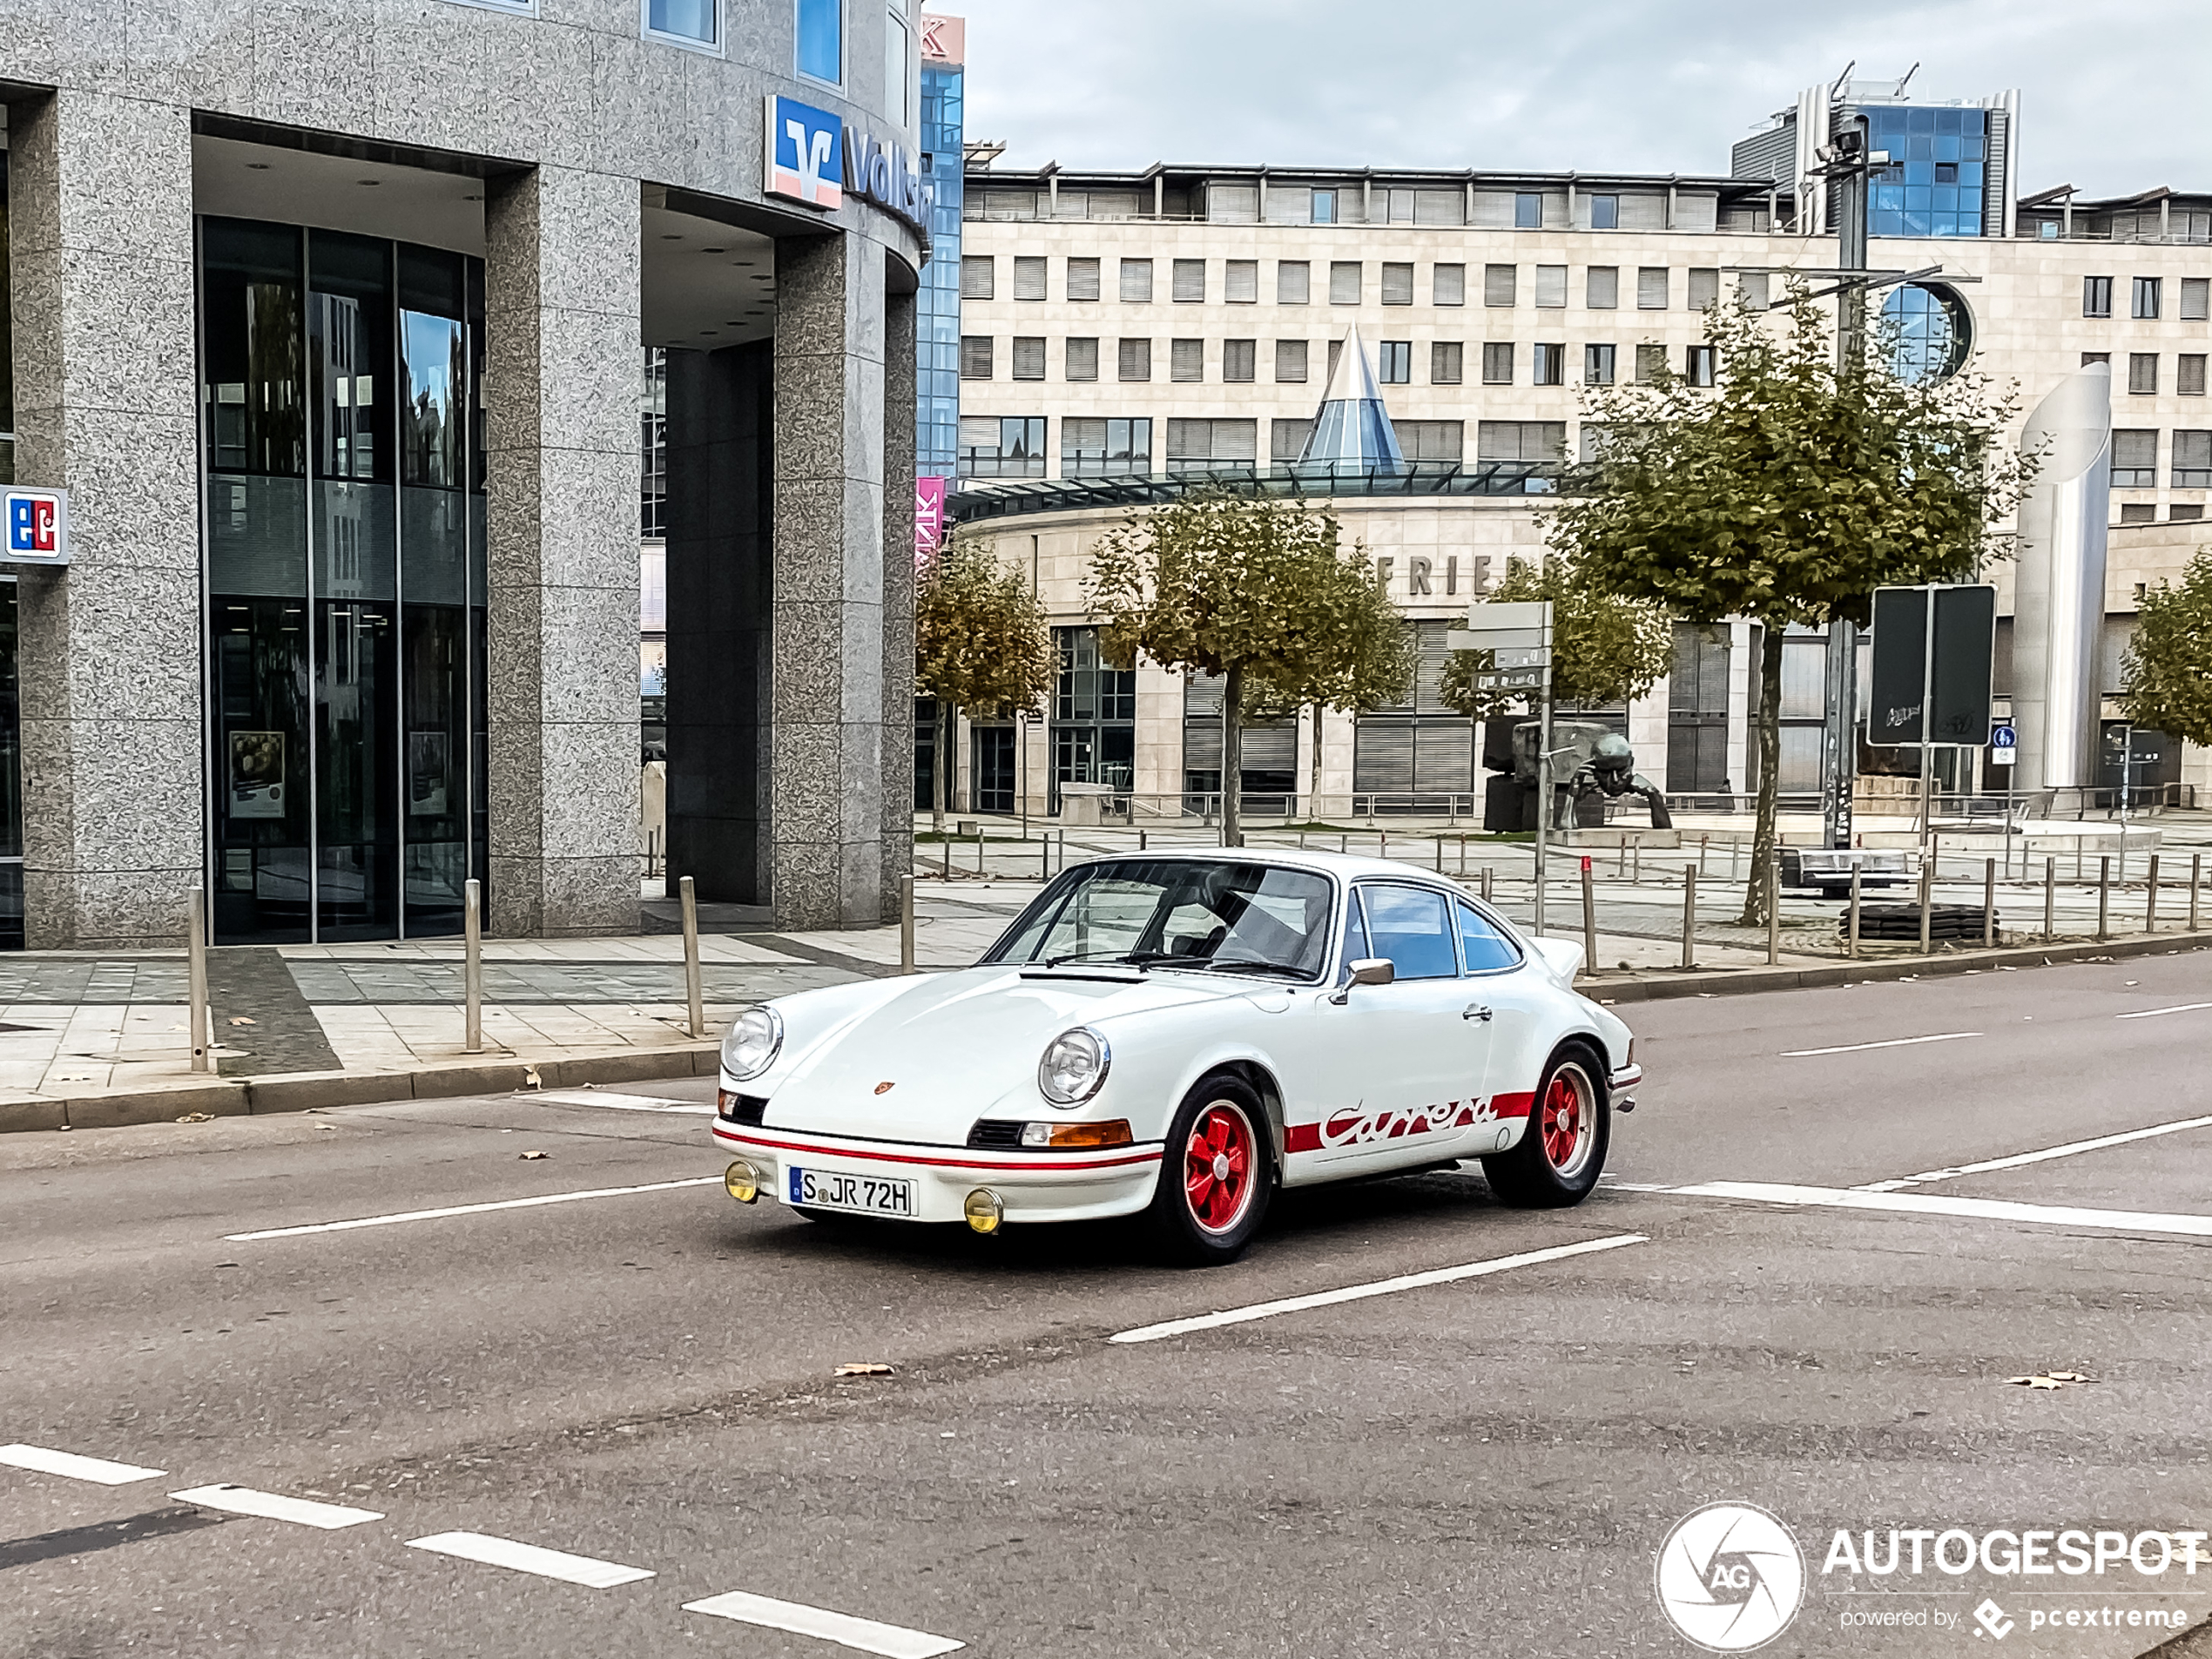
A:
1311;702;1324;819
1222;663;1244;849
931;699;953;836
1737;633;1784;927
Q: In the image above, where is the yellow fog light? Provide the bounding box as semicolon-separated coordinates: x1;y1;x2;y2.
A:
724;1159;761;1204
963;1188;1004;1235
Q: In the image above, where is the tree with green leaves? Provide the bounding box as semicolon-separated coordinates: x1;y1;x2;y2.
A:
1437;551;1672;722
914;529;1055;833
1086;490;1413;846
2118;547;2212;747
1549;290;2035;924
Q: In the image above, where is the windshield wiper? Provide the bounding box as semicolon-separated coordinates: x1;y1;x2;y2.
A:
1040;949;1177;968
1181;960;1306;979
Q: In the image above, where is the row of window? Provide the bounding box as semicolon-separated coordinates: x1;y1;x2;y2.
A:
2082;276;2210;321
956;334;1715;388
959;255;1751;312
2080;352;2210;396
461;0;852;78
955;415;1586;477
2109;429;2212;488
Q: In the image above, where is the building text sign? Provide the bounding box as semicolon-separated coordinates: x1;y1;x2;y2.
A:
3;488;69;567
764;96;931;238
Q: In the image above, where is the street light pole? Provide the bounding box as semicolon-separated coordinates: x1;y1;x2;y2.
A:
1820;111;1873;853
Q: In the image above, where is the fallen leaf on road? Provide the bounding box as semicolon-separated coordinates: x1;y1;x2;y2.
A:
519;1150;549;1160
176;1112;214;1124
2007;1372;2094;1390
833;1363;894;1377
523;1066;543;1089
2125;981;2139;987
227;1016;257;1027
314;1124;337;1132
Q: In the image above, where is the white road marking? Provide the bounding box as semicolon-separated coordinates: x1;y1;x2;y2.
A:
1857;1114;2212;1191
536;1089;713;1115
1107;1233;1649;1345
225;1177;722;1241
1674;1181;2212;1239
684;1589;965;1657
406;1530;655;1588
1778;1032;1981;1057
2115;1001;2212;1021
170;1484;383;1528
0;1444;165;1485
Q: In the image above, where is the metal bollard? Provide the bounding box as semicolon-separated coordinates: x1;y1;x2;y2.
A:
680;874;705;1040
1983;857;1996;948
900;874;916;974
1379;829;1388;861
2098;856;2111;943
2194;853;2203;934
1480;867;1494;903
2044;856;2056;941
1632;841;1641;884
976;829;986;876
1434;837;1444;873
1339;833;1347;856
463;878;483;1054
1141;830;1149;852
1581;856;1598;979
1460;833;1468;877
942;835;952;879
1918;859;1933;955
1767;855;1781;966
187;886;211;1074
1041;833;1051;880
1847;865;1861;960
1699;834;1709;879
1682;863;1696;970
2147;853;2160;934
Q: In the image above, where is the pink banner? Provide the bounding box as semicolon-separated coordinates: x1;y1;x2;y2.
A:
914;475;948;562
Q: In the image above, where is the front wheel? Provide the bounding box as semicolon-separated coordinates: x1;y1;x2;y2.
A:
1143;1074;1275;1265
1480;1045;1609;1208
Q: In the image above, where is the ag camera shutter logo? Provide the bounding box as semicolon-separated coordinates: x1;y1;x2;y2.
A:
1656;1502;1806;1651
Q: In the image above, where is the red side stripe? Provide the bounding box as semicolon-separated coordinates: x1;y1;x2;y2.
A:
1284;1089;1537;1154
713;1126;1163;1173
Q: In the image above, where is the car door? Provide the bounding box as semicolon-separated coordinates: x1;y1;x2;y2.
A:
1452;896;1535;1149
1285;880;1495;1179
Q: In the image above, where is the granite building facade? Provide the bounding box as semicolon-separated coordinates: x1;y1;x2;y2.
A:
0;0;921;949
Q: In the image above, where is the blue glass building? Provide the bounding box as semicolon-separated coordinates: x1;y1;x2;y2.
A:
1865;105;1986;238
917;28;964;478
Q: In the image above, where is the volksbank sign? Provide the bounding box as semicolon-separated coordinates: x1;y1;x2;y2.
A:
764;94;930;236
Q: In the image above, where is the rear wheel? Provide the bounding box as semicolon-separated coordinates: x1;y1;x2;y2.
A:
1143;1074;1274;1265
1480;1045;1608;1208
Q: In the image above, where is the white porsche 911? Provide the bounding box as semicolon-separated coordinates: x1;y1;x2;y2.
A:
711;850;1640;1264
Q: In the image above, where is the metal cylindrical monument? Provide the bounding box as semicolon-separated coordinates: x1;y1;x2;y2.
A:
2012;364;2112;792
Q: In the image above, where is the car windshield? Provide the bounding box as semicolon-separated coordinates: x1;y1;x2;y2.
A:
985;860;1336;981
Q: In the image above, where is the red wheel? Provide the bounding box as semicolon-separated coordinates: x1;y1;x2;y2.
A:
1145;1073;1275;1264
1184;1101;1258;1235
1538;1068;1597;1179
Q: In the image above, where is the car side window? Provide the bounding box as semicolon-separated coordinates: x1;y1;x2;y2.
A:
1456;900;1522;973
1358;884;1458;980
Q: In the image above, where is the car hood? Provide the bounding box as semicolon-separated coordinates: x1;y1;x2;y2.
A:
756;965;1244;1143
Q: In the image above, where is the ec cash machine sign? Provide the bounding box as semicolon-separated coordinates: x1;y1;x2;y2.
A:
3;489;69;567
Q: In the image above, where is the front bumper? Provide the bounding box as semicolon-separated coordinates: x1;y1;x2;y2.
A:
711;1121;1165;1224
1609;1062;1643;1113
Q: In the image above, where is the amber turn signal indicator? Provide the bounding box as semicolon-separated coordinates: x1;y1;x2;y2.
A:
1018;1119;1135;1150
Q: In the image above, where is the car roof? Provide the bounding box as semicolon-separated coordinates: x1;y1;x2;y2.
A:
1069;846;1468;886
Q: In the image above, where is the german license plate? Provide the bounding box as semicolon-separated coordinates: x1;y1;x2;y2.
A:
787;1165;914;1217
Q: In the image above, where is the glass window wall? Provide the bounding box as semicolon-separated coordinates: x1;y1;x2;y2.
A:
201;219;487;944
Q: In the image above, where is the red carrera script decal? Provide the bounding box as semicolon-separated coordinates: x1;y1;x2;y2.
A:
1284;1089;1533;1154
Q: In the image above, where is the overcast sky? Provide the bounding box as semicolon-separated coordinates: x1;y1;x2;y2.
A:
947;0;2209;200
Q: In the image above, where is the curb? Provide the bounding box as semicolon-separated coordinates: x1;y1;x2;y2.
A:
1583;929;2212;1003
0;1043;722;1136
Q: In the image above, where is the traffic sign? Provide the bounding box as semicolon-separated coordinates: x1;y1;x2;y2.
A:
1867;584;1996;746
1472;668;1546;691
1990;723;2017;766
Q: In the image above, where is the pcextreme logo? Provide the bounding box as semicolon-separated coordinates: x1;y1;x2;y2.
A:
1656;1502;1807;1652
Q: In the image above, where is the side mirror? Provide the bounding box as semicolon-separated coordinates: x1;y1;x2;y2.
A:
1349;957;1395;987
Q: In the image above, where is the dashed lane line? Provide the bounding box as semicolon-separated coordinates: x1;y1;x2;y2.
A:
1778;1032;1982;1057
169;1485;384;1528
685;1589;965;1657
0;1444;165;1485
224;1177;723;1241
407;1531;656;1588
536;1089;714;1115
1857;1113;2212;1191
1672;1181;2212;1240
2115;1001;2212;1021
1107;1233;1649;1345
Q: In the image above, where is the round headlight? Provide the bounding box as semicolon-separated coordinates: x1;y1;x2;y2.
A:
1038;1026;1109;1107
725;1005;784;1081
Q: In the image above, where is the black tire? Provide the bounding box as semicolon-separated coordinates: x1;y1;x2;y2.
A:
1480;1043;1609;1208
1143;1073;1275;1266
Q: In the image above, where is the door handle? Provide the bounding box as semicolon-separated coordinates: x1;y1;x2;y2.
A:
1463;1004;1493;1022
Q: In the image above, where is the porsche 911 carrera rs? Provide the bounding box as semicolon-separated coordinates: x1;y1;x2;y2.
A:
711;849;1640;1264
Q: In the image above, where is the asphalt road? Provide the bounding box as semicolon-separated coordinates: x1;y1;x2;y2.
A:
6;952;2212;1658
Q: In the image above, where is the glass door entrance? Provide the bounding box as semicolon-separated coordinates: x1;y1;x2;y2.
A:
200;219;488;945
